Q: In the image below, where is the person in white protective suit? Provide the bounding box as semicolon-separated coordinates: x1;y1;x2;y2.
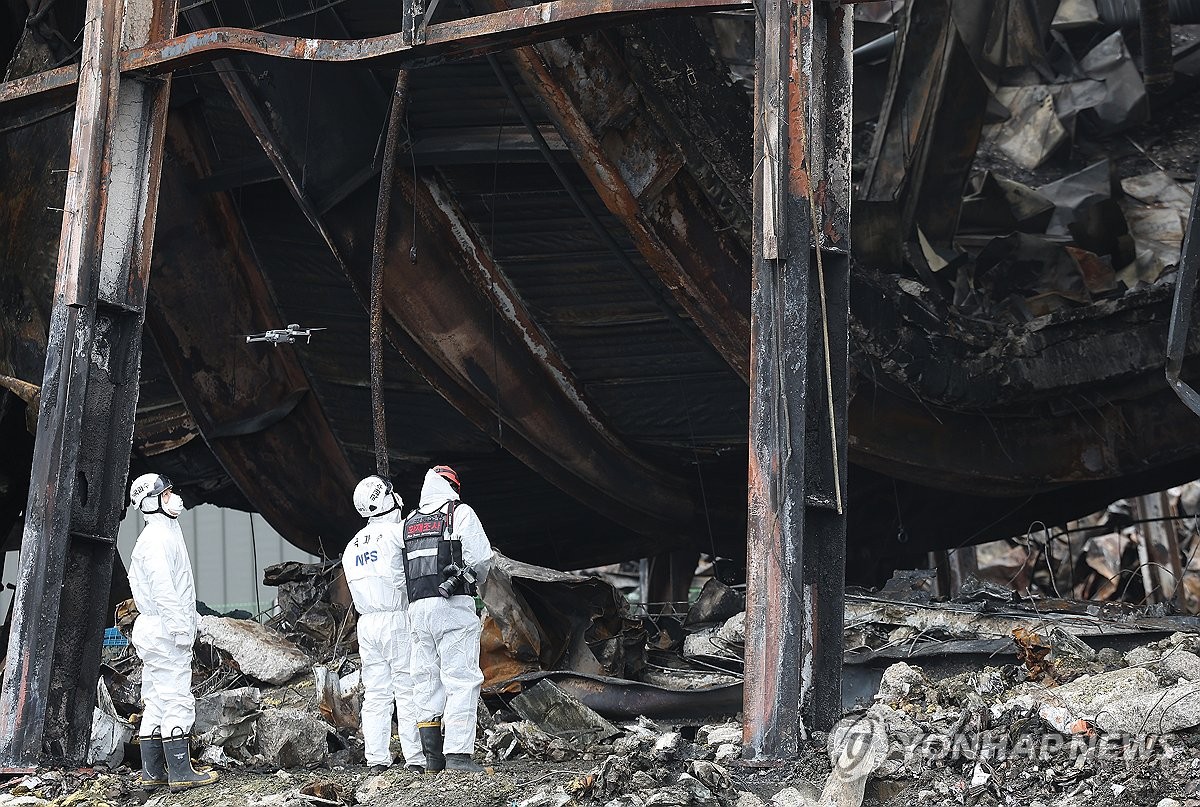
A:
126;473;218;792
342;475;429;773
403;465;494;773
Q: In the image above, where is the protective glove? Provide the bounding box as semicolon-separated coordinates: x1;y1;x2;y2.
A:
173;633;194;650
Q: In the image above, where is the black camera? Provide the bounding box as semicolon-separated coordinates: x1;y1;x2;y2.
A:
437;563;477;598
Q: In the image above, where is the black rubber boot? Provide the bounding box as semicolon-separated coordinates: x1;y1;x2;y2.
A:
162;735;219;791
444;753;484;773
138;734;167;790
405;764;426;774
418;721;445;772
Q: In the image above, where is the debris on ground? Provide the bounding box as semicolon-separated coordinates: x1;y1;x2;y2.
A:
197;615;312;686
194;686;261;762
51;593;1200;807
263;561;358;657
313;665;362;731
255;707;332;769
86;680;132;768
956;481;1200;611
509;680;621;749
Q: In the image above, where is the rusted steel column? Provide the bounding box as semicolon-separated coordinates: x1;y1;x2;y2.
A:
370;70;412;478
0;0;178;767
744;0;851;760
1141;0;1174;91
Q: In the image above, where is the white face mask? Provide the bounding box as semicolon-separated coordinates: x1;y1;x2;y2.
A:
162;492;186;518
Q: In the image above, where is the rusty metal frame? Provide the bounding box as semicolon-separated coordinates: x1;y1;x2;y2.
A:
855;0;988;266
0;0;865;768
744;0;851;760
0;0;752;111
0;0;179;768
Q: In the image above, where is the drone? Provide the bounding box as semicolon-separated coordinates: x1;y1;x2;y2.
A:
243;324;327;346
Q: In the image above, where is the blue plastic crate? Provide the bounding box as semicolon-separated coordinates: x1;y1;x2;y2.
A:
102;627;128;647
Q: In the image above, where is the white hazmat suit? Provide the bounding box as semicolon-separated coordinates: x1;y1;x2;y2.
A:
129;508;199;738
342;509;427;768
406;470;494;755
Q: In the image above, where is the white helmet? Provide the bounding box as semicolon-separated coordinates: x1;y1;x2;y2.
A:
353;475;401;519
130;473;172;513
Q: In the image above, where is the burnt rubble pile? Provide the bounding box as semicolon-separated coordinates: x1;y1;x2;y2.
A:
847;636;1200;807
262;560;360;659
479;554;745;704
954;481;1200;612
485;635;1200;807
23;548;1200;806
844;4;1200;325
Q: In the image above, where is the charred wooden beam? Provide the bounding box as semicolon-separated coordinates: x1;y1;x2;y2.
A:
212;55;698;537
0;0;753;110
145;112;362;557
744;0;852;759
0;0;177;768
486;3;753;380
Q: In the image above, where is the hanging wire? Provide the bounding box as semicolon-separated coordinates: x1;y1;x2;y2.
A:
248;513;263;622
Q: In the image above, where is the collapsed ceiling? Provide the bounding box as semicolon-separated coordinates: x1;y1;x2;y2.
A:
2;0;1200;584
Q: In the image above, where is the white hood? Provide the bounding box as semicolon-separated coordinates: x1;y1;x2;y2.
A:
417;469;460;512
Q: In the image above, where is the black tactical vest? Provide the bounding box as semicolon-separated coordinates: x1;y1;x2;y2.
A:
402;502;471;601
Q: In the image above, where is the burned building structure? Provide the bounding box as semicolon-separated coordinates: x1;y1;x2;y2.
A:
0;0;1198;769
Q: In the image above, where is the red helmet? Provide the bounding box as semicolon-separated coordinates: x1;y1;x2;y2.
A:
432;465;460;493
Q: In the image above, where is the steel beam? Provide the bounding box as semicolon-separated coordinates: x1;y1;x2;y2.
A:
1141;0;1174;90
856;0;988;266
369;71;411;478
0;0;178;767
0;0;752;110
744;0;851;760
